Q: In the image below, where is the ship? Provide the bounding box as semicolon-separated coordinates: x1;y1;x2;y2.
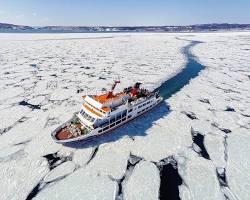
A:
51;81;163;143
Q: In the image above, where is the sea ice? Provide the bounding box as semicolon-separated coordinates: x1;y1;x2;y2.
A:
227;128;250;200
0;155;49;200
123;161;160;200
177;151;224;200
0;32;250;199
85;137;131;179
34;167;117;200
43;161;76;183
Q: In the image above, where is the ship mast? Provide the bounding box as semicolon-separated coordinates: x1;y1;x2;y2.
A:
106;80;120;98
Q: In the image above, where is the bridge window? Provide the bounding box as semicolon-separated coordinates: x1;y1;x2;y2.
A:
82;112;95;122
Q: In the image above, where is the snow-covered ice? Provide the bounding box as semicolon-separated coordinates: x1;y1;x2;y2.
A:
34;167;117;200
123;161;160;200
0;32;250;199
0;155;49;200
43;161;76;183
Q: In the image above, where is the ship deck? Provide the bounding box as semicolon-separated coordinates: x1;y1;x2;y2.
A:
93;92;126;104
55;123;90;140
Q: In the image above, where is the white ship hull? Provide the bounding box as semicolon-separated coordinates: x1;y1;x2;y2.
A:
51;96;163;144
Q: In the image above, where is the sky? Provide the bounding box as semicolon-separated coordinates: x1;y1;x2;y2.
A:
0;0;249;26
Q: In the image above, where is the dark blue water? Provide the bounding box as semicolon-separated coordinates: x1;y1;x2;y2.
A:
156;41;205;99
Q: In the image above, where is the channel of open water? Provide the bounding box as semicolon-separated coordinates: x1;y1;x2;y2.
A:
156;40;205;200
156;40;205;99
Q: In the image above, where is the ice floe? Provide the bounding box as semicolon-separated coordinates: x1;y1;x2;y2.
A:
34;167;117;200
43;161;76;183
123;161;160;200
0;155;49;200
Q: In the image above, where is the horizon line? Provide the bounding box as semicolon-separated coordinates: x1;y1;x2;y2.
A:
1;21;250;28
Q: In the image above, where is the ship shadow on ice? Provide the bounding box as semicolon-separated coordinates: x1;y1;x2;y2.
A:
64;101;170;148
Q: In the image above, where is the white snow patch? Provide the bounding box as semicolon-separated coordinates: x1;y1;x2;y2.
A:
180;150;224;200
28;96;46;105
25;127;61;159
0;156;49;200
0;111;48;148
43;161;76;183
49;89;76;101
0;144;25;161
204;133;225;167
34;167;116;200
0;87;24;101
73;147;94;166
0;106;30;130
85;137;131;179
123;161;160;200
227;128;250;200
130;110;193;162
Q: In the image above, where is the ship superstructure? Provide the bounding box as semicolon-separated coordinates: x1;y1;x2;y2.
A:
51;81;163;143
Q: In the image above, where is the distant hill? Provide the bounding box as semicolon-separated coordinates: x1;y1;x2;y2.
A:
0;23;32;30
0;22;250;33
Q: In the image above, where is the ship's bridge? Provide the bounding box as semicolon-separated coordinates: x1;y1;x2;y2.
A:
82;95;112;118
78;93;129;127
